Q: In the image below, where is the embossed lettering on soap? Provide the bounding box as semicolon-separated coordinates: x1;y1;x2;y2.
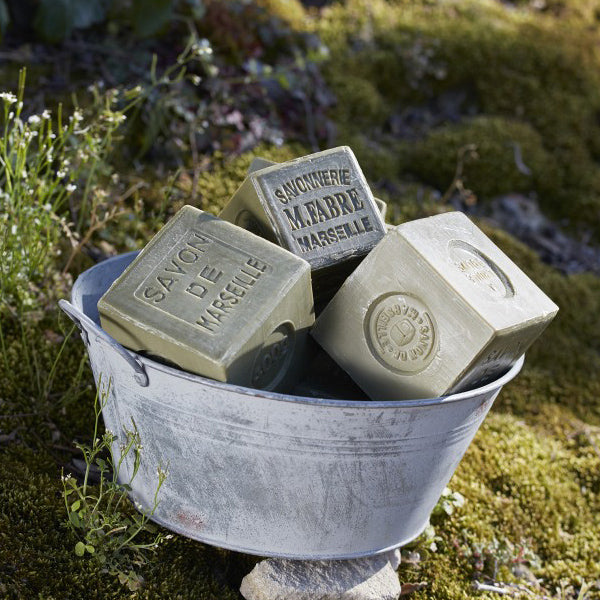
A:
254;148;385;269
134;230;271;334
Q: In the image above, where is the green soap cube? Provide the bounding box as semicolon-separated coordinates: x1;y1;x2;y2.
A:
219;147;386;271
246;155;388;221
312;211;559;400
98;206;314;391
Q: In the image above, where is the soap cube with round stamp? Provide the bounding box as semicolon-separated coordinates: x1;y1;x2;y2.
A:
97;206;315;393
311;211;559;401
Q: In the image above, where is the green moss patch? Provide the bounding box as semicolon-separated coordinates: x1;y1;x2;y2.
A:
173;143;307;216
446;409;599;592
408;117;559;203
0;447;247;599
316;0;600;236
480;226;600;424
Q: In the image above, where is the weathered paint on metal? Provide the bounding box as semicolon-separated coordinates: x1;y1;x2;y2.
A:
60;252;523;560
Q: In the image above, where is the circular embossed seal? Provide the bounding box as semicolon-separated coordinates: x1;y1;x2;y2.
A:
448;240;514;299
365;293;437;374
251;322;295;390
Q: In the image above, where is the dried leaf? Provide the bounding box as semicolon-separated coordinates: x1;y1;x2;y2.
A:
400;581;428;596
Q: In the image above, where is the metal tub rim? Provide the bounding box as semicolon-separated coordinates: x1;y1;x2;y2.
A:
105;341;524;408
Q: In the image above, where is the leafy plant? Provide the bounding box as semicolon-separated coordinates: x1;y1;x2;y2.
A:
0;69;132;315
409;487;466;553
62;377;170;591
431;486;466;518
0;44;208;316
463;536;541;577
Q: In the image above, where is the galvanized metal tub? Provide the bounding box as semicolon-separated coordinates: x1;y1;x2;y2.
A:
59;251;523;560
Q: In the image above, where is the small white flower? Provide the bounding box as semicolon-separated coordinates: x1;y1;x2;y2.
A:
42;109;51;119
0;92;17;104
56;170;66;179
190;75;202;86
28;115;41;125
66;183;77;193
192;39;213;57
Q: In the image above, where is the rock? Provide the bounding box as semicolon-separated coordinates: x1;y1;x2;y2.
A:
240;554;401;600
386;549;401;571
474;194;600;276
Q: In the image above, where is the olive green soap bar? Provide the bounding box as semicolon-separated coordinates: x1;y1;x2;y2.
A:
311;211;559;400
247;156;388;221
219;147;386;271
98;206;314;391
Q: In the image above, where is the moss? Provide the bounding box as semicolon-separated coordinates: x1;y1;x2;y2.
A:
256;0;309;30
316;0;600;236
397;407;600;598
0;446;249;599
327;73;390;129
186;143;307;216
0;309;99;450
0;448;123;599
407;116;560;200
450;410;600;586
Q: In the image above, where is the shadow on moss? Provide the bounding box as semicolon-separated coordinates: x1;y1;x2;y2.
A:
316;0;600;238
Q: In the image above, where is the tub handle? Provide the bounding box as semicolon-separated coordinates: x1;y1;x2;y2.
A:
59;299;150;387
